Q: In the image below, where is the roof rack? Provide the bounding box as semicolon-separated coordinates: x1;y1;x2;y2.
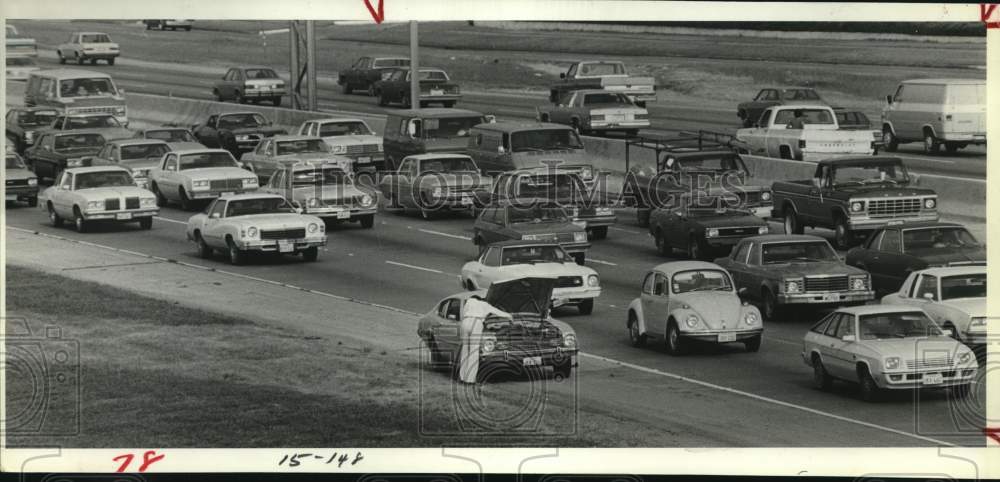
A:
624;130;747;172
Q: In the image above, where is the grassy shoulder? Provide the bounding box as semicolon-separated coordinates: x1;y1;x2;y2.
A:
4;265;668;447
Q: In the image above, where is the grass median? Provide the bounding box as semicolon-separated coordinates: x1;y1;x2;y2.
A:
4;265;673;447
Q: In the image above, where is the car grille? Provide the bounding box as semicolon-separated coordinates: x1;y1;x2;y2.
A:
556;276;583;288
260;228;306;240
346;144;380;155
104;198;120;211
556;233;576;243
125;197;140;209
323;196;363;207
69;106;119;116
804;275;848;292
868;198;922;218
906;356;953;370
5;179;29;186
210;179;243;191
717;226;759;237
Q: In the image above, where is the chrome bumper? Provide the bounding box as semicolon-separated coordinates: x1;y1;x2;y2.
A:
236;236;327;252
681;328;762;343
778;290;874;305
877;366;977;389
82;209;158;221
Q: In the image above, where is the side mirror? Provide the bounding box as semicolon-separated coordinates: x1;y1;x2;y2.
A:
166;165;176;171
559;73;566;79
885;95;893;105
922;292;935;301
118;88;126;95
210;212;221;219
841;335;856;342
942;328;953;337
737;287;748;297
497;146;506;154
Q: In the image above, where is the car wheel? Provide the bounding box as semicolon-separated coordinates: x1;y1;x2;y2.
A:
178;187;194;211
636;207;650;227
27;197;37;208
761;288;779;321
227;238;246;265
944;142;959;154
882;126;899;152
302;246;319;262
552;360;572;380
923;130;940;154
833;216;853;250
151;183;167;207
743;334;762;352
196;233;213;258
858;366;881;402
108;58;115;66
213;89;222;102
48;203;63;227
686;235;702;260
73;207;88;233
58;50;66;64
589;226;608;240
654;230;671;256
627;312;646;348
138;217;153;230
342;82;352;95
272;96;281;107
578;299;594;315
359;214;375;229
783;206;803;234
665;321;684;356
812;356;834;391
235;91;246;104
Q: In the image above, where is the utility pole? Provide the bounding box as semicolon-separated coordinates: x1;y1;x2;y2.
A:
288;22;300;110
306;20;317;111
409;21;419;110
287;20;319;111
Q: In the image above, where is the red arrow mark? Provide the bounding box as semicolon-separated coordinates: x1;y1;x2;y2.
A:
982;4;999;28
364;0;385;24
985;427;1000;445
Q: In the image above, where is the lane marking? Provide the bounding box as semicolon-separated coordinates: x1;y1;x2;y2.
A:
385;260;449;275
586;258;618;266
418;228;471;241
579;351;954;446
155;216;188;225
6;226;957;446
896;155;956;165
609;226;645;235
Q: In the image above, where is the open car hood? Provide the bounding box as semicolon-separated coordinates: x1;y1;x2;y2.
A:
485;277;556;317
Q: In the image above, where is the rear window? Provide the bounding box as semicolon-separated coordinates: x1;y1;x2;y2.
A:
578;63;625;76
947;83;985;105
120;144;169;161
59;78;117;98
54;133;104;150
16;110;57;127
245;69;278;80
784;89;820;100
373;58;409;68
80;34;112;43
774;108;834;125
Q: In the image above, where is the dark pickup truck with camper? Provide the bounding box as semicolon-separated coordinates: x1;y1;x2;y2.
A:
771;156;939;249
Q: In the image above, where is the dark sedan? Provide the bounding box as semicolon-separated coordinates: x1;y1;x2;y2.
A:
472;202;590;265
845;221;986;296
648;199;769;260
24;130;106;181
5;106;59;154
375;68;461;108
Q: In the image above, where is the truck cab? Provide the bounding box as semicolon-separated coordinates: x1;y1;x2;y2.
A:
736;105;879;161
551;60;656;106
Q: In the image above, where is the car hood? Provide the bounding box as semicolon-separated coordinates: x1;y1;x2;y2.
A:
907;247;987;265
181;167;253;180
837;185;937;198
76;185;152;199
289;184;369;200
859;336;966;359
938;297;986;316
5;168;36;180
416;172;487;189
485;277;556;317
321;134;383;146
690;212;768;228
227;126;286;136
167;141;206;151
492;262;594;280
230;213;317;229
758;260;864;277
676;291;744;330
509;221;582;234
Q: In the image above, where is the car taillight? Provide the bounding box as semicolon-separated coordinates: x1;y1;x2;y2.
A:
798;139;807;148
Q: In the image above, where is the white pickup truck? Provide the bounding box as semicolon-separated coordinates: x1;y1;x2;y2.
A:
550;61;656;106
735;104;879;161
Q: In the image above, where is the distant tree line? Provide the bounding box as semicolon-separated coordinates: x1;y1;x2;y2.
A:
578;22;985;36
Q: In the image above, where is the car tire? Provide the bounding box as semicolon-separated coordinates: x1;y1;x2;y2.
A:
342;82;352;95
761;288;779;321
360;214;375;229
654;229;671;256
744;335;762;352
665;320;684;356
686;235;703;260
858;366;881;402
833;215;853;250
589;226;608;240
58;51;66;64
196;233;213;258
227;238;246;265
27;197;37;208
108;58;115;66
213;89;223;102
636;207;651;227
178;187;194;211
152;183;167;207
783;206;803;235
138;217;153;230
812;356;834;391
552;360;572;380
73;207;88;233
235;91;246;104
628;312;646;348
272;96;281;107
578;299;594;315
48;203;63;227
923;130;940;154
882;126;899;152
302;246;319;262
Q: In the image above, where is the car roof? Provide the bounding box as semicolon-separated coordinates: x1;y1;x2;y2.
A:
913;265;986;277
392;108;483;117
217;192;284;202
32;68;112;79
651;260;725;275
230;65;276;70
269;135;321;142
485;240;562;248
834;304;929;316
768;104;830;110
217;111;267;117
76;32;111;36
745;234;828;243
474;121;572;132
171;148;232;156
403;153;473;161
49;129;108;137
901;78;985;85
64;165;129;174
107;139;169;147
311;117;367;124
817;156;903;167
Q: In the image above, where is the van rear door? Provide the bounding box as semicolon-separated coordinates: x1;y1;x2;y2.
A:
945;82;986;137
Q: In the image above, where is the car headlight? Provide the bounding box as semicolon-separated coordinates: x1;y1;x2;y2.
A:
235;135;251;141
481;335;497;353
361;194;373;206
573;231;587;242
587;275;599;287
245;226;258;238
760;191;771;201
86;200;103;211
522;234;541;241
850;275;868;291
27;178;37;186
884;357;900;370
924;198;936;209
243;177;258;187
970;317;987;327
562;333;577;349
758;226;768;235
307;223;319;233
140;197;156;207
744;311;759;325
706;228;719;238
66;158;83;167
783;278;803;293
957;352;972;364
376;144;384;152
685;314;699;328
330;145;347;154
596;207;613;216
431;187;443;198
192;180;210;189
590;114;605;121
850;201;864;212
307;197;321;208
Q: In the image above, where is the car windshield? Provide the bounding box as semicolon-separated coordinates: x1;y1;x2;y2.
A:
508;205;569;224
773;108;835;125
783;89;821;100
500;245;572;265
146;129;197;142
832;163;909;186
6;154;26;169
290;167;350;186
318;121;374;137
510;129;584;152
54;134;104;150
60;78;117;97
413;70;448;81
75;170;134;189
120;144;170;161
245;68;278;79
582;93;632;106
225;197;295;217
859;311;942;340
80;34;112;43
276;139;329;155
507;173;585;199
16;110;57;127
940;273;986;300
903;227;979;251
373;58;409;68
65;116;121;129
422;116;481;139
761;241;838;264
578;62;625;76
218;113;267;129
179;152;236;170
672;269;734;294
419;157;478;173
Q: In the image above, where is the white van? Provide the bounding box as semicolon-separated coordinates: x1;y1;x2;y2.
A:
881;78;986;154
24;69;127;125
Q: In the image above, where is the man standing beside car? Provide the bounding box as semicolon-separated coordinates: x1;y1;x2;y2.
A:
458;296;512;384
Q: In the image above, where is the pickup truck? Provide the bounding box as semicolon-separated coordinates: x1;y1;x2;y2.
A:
735;105;879;162
537;89;649;136
550;61;656;106
771;156;939;249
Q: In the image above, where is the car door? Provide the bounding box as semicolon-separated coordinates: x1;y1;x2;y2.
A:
51;171;74;217
662;207;689;249
826;313;858;378
470;247;502;288
431;298;464;358
202;199;228;246
641;272;672;337
156;154;181;199
248;139;272;177
550;93;576;124
723;241;754;293
475;207;503;244
865;228;907;294
812;313;846;377
886;83;917;140
196;116;221;147
748;89;778;122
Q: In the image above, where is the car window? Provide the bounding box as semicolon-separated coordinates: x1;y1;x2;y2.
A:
270;170;285;189
878;229;901;253
865;230;884;250
834;315;855;338
482;247;501;267
903;227;979;251
61;172;74;189
254;139;269;155
732;242;751;264
653;274;669;297
823;314;842;337
641;272;655;294
445;299;461;321
914;275;939;301
436;299;450;318
209;200;227;218
810;312;836;334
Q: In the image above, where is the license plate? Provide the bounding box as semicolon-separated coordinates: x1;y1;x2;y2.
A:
822;293;840;302
923;373;943;385
430;89;444;96
522;356;542;367
336;210;350;220
116;212;132;220
221;192;234;197
5;194;16;201
357;156;371;163
278;241;294;253
718;333;737;343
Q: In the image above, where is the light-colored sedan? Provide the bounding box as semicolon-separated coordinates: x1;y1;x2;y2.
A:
460;240;601;315
185;193;327;265
240;135;347;182
802;304;978;401
297;118;384;175
42;166;158;232
148;148;258;210
881;266;987;346
626;261;764;355
88;139;171;189
260;161;379;228
134;127;205;151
